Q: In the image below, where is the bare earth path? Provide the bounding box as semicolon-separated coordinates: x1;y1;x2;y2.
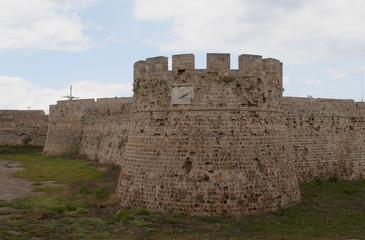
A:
0;160;37;201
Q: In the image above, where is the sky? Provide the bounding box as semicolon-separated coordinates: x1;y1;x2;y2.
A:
1;0;365;113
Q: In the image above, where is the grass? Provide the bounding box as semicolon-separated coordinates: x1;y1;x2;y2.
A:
0;149;364;240
0;153;102;184
113;210;131;223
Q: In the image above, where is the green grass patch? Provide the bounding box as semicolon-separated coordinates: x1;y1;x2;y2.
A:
195;215;225;223
31;181;44;186
32;185;64;192
93;187;108;199
136;208;151;217
113;210;131;223
130;218;151;228
167;219;177;224
0;210;11;215
0;153;103;184
0;144;43;154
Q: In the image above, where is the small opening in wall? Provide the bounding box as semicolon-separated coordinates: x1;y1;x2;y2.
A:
178;69;185;75
184;159;192;174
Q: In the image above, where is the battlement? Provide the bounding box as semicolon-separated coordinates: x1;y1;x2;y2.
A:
172;54;195;71
134;53;282;77
146;56;168;74
133;53;283;112
207;53;230;71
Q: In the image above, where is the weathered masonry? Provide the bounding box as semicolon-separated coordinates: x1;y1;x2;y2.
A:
43;53;365;216
0;110;48;146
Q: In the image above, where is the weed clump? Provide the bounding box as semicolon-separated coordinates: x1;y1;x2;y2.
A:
315;178;323;185
136;208;151;216
342;188;358;195
329;174;339;183
113;210;130;223
168;219;177;224
79;184;89;194
93;187;108;199
22;136;32;146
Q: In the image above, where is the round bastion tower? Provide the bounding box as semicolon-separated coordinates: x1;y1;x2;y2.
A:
117;53;301;216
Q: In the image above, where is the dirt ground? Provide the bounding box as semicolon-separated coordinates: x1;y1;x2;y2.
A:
0;160;37;202
0;160;59;202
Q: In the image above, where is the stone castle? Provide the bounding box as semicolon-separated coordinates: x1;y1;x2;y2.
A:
1;53;364;216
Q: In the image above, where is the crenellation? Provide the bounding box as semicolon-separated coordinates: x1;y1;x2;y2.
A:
134;60;146;80
207;53;230;72
238;54;263;77
172;54;195;72
146;56;168;73
262;58;282;73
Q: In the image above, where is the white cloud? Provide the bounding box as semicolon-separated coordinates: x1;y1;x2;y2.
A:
324;69;346;79
135;0;365;63
0;75;133;113
95;25;104;30
305;78;323;85
0;0;101;52
102;35;127;43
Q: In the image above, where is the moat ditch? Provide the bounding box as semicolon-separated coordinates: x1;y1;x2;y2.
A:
0;150;364;240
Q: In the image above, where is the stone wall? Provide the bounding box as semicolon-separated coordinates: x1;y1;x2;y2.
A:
283;97;365;182
0;110;48;146
116;53;300;216
43;97;132;159
79;98;132;164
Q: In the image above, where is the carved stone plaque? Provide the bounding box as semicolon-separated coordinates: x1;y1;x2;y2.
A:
171;85;194;104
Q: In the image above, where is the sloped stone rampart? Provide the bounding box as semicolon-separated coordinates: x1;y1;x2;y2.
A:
43;98;132;157
283;97;365;182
